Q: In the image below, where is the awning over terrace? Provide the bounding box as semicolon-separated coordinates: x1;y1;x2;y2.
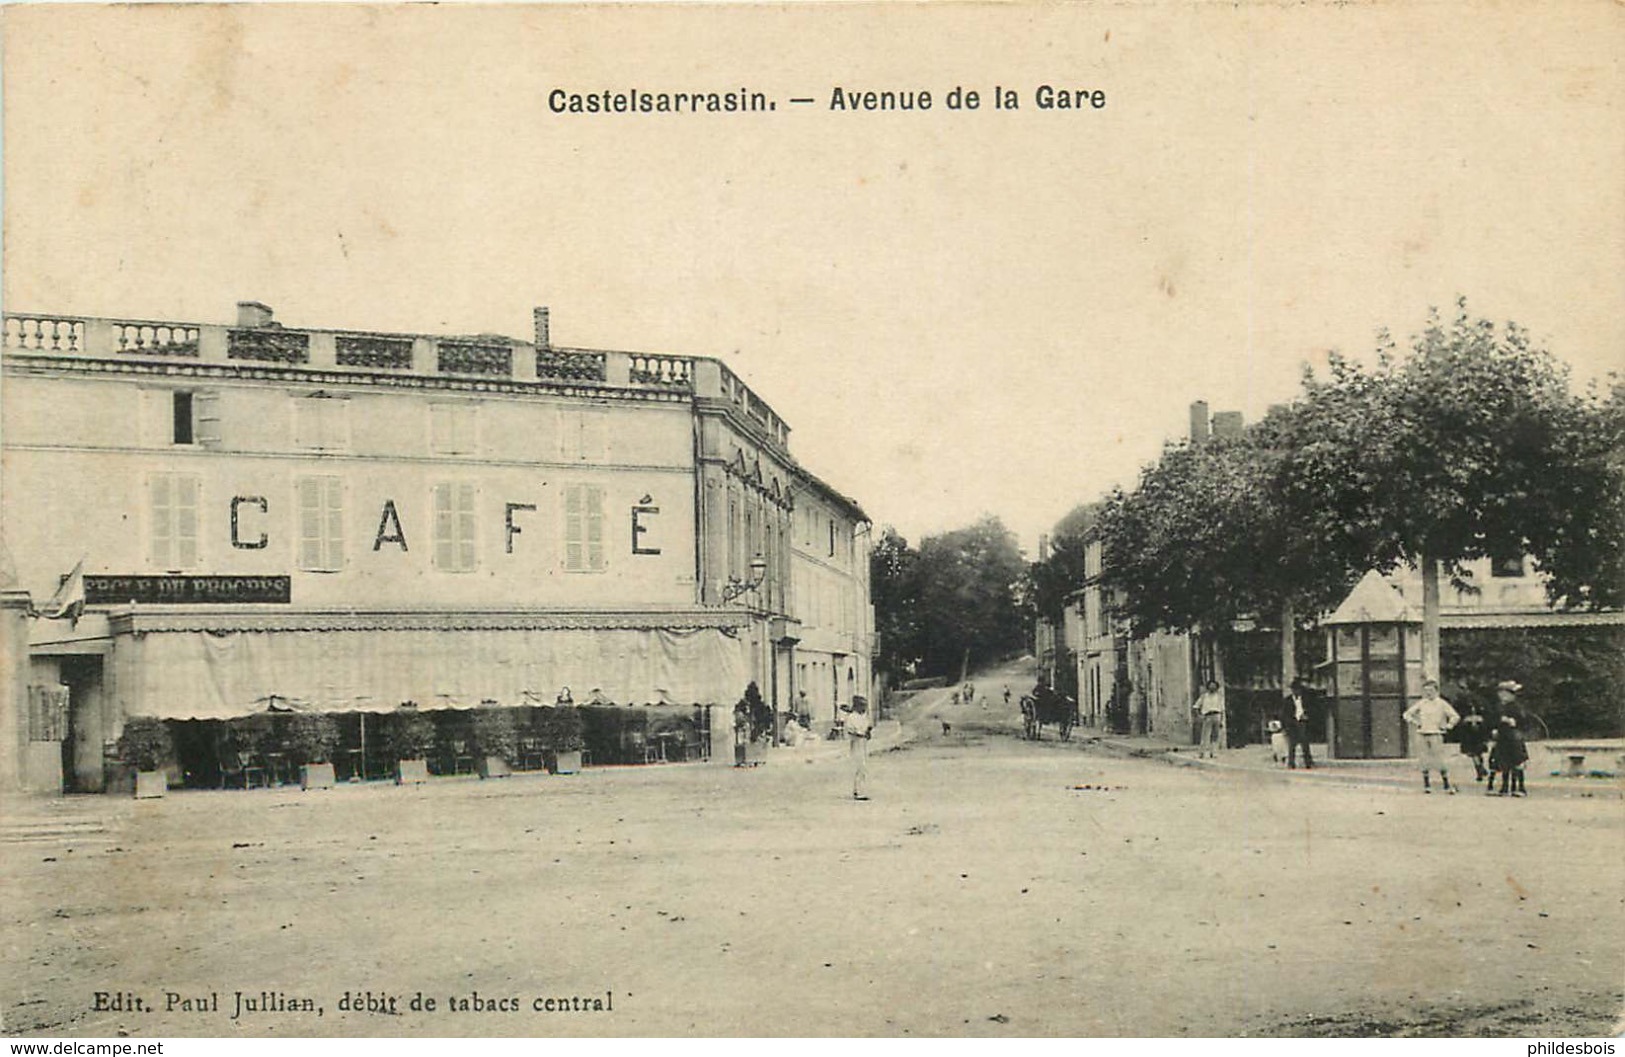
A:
107;608;752;720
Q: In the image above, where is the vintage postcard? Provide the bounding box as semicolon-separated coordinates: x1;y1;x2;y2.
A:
1;1;1621;1042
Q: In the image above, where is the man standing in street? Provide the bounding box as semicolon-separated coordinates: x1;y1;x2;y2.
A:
1403;678;1461;794
844;695;873;800
1280;678;1315;770
1193;680;1225;759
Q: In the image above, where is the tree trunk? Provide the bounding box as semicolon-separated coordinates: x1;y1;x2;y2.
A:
1420;554;1441;682
1280;598;1296;691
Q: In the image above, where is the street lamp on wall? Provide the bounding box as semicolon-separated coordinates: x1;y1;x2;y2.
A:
722;555;769;603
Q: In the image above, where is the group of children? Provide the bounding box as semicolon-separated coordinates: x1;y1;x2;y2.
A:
1455;700;1530;796
1406;679;1530;796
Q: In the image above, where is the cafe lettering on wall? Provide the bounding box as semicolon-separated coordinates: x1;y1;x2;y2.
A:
84;576;293;605
631;495;662;555
226;493;665;558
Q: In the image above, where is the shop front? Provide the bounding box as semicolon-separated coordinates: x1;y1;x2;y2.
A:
77;607;752;790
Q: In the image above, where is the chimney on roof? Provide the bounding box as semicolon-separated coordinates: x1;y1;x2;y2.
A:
534;306;551;351
237;301;274;328
1211;410;1244;440
1189;400;1210;443
1038;534;1051;562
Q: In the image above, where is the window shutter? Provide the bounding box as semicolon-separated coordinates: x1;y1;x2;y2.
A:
149;475;172;567
299;478;323;571
586;486;604;571
195;391;222;447
433;483;454;570
430;405;450;453
564;485;583;571
327;399;351;451
296;396;349;451
175;475;199;569
294;400;316;449
456;483;476;571
430;405;478;456
325;477;344;569
583;411;606;461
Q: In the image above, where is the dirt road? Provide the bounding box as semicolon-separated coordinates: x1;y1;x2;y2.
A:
4;666;1620;1037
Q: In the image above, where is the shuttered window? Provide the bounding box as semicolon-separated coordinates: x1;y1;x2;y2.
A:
564;484;605;572
171;391;220;446
294;394;351;451
558;409;609;462
149;473;200;570
297;476;345;572
433;482;477;572
430;403;479;455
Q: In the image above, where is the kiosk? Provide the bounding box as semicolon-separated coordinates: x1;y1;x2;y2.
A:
1322;571;1423;759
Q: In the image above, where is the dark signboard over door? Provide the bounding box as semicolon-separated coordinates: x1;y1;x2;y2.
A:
84;576;292;605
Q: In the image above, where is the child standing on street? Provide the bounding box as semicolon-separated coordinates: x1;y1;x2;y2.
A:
1267;719;1288;764
1455;703;1491;782
1403;678;1460;794
1487;715;1529;797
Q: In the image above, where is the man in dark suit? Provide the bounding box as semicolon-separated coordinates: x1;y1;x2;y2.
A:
1280;678;1314;770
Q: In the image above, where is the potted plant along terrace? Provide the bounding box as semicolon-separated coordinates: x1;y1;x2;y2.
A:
539;706;585;774
385;707;435;785
118;717;173;799
472;704;517;779
284;712;340;790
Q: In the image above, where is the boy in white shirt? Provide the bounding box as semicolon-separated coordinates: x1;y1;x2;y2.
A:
1403;678;1461;794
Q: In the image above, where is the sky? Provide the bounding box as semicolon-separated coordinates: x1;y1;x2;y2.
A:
3;3;1621;555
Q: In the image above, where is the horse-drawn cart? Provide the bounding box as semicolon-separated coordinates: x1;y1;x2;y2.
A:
1021;688;1077;741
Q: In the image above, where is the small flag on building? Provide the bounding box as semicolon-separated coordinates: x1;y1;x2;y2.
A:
41;558;86;622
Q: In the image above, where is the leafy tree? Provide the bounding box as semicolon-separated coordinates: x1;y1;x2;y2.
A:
870;526;922;679
1523;375;1625;612
1024;504;1098;625
1099;436;1261;639
910;516;1029;678
1098;300;1621;689
1285;300;1623;676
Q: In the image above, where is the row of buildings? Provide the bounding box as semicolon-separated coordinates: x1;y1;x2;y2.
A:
0;301;875;794
1036;402;1622;757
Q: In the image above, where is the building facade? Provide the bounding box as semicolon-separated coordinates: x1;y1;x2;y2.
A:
0;302;873;794
1079;533;1117;730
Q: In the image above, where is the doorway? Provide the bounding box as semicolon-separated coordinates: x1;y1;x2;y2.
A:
58;656;106;793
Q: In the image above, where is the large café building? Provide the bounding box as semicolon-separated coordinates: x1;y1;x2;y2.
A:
0;301;874;794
